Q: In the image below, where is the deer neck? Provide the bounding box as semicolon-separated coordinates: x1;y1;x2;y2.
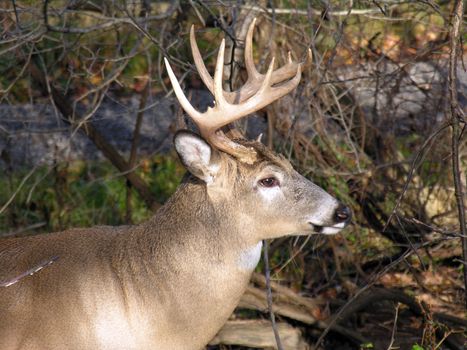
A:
115;180;261;347
141;179;261;278
154;177;257;238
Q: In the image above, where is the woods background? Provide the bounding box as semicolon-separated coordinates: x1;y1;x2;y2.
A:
0;1;466;349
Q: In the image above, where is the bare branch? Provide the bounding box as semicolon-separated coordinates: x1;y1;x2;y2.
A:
447;0;466;308
0;256;59;287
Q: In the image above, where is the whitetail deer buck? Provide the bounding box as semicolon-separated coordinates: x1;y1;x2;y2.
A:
0;20;351;350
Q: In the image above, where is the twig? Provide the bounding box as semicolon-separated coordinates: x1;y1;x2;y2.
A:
1;221;47;238
0;256;59;287
11;0;22;29
43;0;179;34
447;0;466;309
126;78;150;222
0;42;33;97
386;302;400;350
383;121;450;232
241;4;393;16
189;0;205;27
262;240;284;350
0;164;40;215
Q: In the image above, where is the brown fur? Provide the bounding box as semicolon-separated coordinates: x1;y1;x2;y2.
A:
0;140;343;350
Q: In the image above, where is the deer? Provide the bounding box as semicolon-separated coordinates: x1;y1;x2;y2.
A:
0;20;351;350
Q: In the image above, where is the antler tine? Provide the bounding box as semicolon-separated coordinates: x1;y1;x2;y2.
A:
190;25;214;92
257;57;275;95
164;58;202;123
269;48;312;85
244;18;262;81
213;39;227;107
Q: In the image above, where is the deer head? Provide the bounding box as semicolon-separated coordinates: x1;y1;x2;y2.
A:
164;20;351;242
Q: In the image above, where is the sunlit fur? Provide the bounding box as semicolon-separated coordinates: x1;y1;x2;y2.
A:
0;136;347;350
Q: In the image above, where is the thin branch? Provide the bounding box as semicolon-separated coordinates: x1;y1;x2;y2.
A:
447;0;466;309
383;121;450;232
43;0;179;34
0;256;59;287
242;5;391;16
262;240;284;350
11;0;22;29
126;78;150;223
0;164;40;216
1;221;47;238
386;303;400;350
0;44;33;97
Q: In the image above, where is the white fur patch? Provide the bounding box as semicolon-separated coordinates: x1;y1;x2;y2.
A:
258;186;283;202
95;308;136;350
333;222;346;229
203;173;214;185
321;226;344;235
237;242;263;271
205;162;220;185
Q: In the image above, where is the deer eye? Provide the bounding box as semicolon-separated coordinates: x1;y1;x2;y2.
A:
259;177;280;188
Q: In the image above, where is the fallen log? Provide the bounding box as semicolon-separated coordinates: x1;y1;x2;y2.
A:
209;319;309;350
239;285;319;325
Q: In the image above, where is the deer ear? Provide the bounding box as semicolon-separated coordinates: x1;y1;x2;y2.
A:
174;131;219;184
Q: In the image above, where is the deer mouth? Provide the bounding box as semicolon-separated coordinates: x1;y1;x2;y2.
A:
308;203;352;234
309;222;347;235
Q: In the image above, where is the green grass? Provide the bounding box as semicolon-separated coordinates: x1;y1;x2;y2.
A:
0;154;185;235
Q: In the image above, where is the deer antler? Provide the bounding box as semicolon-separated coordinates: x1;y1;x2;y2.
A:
164;19;309;164
190;19;312;104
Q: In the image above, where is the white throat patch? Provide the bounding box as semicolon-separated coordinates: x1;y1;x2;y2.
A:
237;241;263;271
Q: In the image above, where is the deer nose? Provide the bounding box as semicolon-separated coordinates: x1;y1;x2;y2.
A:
334;204;352;224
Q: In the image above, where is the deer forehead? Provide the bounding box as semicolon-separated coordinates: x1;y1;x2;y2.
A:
237;158;292;182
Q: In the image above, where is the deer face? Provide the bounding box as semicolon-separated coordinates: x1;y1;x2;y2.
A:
175;131;351;242
239;161;350;239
